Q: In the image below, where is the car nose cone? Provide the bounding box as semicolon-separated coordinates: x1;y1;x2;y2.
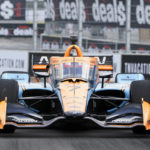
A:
64;111;85;118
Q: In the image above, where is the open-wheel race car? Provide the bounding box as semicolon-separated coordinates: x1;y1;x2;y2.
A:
0;40;150;134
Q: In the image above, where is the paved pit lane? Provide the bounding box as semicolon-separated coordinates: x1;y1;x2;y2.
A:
0;129;150;150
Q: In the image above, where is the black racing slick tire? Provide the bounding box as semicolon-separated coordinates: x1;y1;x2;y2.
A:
0;126;16;134
0;79;19;103
130;80;150;104
130;80;150;134
0;79;18;133
132;126;147;134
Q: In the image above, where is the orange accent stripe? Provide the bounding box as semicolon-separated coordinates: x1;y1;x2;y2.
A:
142;98;150;130
33;65;48;70
6;122;42;126
98;65;113;71
109;123;143;127
0;98;7;129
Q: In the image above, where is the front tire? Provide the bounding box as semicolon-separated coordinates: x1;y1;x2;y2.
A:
0;126;16;133
132;126;147;134
0;79;18;133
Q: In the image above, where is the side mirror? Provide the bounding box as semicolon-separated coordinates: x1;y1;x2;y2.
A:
32;64;50;87
99;74;113;78
98;65;113;88
99;74;113;88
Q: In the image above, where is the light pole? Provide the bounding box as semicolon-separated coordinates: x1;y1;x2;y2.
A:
78;0;83;48
33;0;38;51
126;0;131;53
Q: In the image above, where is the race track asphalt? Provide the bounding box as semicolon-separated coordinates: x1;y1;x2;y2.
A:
0;129;150;150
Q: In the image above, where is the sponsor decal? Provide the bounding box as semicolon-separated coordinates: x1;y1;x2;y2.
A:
9;116;38;123
111;116;141;123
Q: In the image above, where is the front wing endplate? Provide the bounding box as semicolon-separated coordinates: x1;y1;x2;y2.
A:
0;97;7;129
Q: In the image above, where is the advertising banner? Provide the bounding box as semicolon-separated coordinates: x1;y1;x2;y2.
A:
46;0;125;26
0;24;44;37
122;55;150;79
0;50;28;74
131;0;150;28
0;0;25;20
46;0;150;28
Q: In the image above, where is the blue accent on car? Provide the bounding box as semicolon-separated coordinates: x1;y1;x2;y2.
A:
116;74;145;84
1;72;29;83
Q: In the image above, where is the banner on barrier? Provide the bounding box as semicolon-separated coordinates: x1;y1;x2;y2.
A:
28;52;64;74
0;24;44;37
122;55;150;79
0;50;28;74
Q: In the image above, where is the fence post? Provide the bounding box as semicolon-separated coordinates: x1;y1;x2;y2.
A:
33;0;38;51
126;0;131;53
78;0;83;48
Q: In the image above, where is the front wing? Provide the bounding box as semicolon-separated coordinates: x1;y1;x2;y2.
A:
2;100;150;130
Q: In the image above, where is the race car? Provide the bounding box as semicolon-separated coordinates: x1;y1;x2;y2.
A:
0;40;150;134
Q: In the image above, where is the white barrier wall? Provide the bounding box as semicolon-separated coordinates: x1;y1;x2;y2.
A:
1;50;150;80
0;50;28;74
